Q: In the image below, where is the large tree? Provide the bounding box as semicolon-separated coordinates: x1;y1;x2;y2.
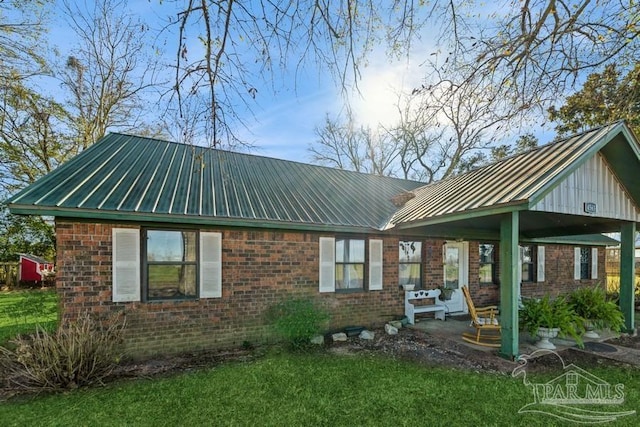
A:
309;110;401;176
60;0;161;149
548;64;640;136
0;0;51;82
169;1;640;148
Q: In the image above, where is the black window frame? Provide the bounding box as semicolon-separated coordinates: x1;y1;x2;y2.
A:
478;243;498;285
399;240;423;289
142;228;200;301
335;237;366;292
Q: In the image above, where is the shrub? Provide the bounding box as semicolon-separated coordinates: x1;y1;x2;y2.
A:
266;298;329;350
569;285;625;332
519;295;584;347
0;312;125;391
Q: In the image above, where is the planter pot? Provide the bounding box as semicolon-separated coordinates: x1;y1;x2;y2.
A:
402;284;415;291
536;327;560;350
584;321;600;339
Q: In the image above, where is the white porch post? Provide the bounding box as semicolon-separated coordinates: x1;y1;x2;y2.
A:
499;211;519;359
619;223;636;333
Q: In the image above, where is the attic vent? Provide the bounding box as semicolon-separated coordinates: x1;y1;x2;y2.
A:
391;191;416;207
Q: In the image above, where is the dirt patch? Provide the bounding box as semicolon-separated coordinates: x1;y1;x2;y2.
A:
606;334;640;350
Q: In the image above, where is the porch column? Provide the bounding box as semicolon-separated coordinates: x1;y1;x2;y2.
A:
499;211;519;360
619;222;636;333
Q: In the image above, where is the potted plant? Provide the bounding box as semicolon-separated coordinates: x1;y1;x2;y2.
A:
568;285;624;338
437;285;454;300
519;295;584;349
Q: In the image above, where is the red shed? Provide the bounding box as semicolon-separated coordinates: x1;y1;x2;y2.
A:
18;254;55;283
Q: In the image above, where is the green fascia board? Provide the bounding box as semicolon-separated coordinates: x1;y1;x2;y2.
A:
526;234;619;247
8;204;382;234
390;200;529;231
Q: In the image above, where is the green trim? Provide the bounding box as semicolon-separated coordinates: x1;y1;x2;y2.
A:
392;201;528;230
10;204;378;234
620;223;636;333
499;211;520;360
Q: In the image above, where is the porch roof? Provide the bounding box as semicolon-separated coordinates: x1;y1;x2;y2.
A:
387;121;640;239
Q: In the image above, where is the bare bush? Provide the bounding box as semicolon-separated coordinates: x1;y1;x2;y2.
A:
0;312;125;391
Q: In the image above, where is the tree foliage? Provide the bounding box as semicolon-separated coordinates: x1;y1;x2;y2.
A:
548;64;640;136
0;0;51;82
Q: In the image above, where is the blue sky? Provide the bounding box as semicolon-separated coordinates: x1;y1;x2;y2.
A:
46;0;557;164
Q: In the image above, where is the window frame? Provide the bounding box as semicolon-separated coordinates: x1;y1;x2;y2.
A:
142;227;200;301
521;244;536;283
579;247;591;280
478;242;498;285
399;240;423;289
334;237;366;292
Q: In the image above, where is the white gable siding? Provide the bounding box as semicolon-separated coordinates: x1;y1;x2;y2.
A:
531;154;640;221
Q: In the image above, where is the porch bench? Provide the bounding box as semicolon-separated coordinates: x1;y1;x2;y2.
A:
405;289;447;324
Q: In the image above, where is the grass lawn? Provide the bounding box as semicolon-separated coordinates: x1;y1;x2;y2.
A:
1;352;639;426
0;289;58;344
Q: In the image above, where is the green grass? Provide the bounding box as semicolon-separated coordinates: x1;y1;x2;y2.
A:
0;289;58;344
1;353;639;426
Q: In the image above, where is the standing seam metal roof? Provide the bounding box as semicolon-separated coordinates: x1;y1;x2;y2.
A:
8;133;424;230
387;122;637;227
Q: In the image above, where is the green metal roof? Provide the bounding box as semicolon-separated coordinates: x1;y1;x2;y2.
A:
8;133;424;231
387;121;640;229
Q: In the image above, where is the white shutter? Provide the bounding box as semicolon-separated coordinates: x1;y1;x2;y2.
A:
536;246;545;282
591;247;598;280
574;247;581;280
369;239;383;291
112;228;140;302
200;232;222;298
319;237;335;293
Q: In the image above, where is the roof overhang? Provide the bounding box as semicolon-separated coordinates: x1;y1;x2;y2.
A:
9;205;383;235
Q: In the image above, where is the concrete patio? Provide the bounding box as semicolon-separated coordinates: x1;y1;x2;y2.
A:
409;313;640;365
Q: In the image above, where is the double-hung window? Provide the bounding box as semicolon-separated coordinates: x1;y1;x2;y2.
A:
479;243;497;285
111;227;222;303
335;238;365;290
579;247;591;280
399;241;422;288
521;245;535;282
144;229;198;300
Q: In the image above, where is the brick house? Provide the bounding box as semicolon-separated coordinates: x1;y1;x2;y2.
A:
8;121;640;359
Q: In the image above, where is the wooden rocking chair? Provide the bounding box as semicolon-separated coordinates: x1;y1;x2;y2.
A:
461;286;501;348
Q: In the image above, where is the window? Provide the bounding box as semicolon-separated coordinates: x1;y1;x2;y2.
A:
399;241;422;288
319;237;383;293
479;243;497;284
580;247;591;280
144;229;198;300
112;228;222;303
521;245;535;282
335;238;365;290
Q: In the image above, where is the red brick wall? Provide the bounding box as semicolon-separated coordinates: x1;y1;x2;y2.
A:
55;220;606;357
56;221;409;357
